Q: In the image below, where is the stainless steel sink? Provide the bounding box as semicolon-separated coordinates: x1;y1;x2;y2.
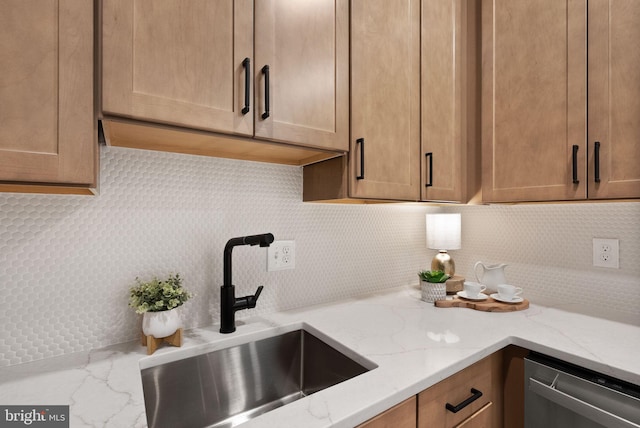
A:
140;326;376;428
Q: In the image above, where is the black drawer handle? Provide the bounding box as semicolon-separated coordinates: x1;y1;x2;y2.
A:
445;388;483;413
425;152;433;187
241;58;250;115
572;145;579;184
356;138;365;180
261;65;270;120
594;141;601;183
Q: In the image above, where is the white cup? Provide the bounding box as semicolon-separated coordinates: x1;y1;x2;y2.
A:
497;284;523;301
464;282;486;299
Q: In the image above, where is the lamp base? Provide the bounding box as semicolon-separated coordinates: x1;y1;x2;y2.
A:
431;250;455;276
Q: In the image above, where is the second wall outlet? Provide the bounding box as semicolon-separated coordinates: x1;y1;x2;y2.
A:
267;240;296;271
592;238;619;268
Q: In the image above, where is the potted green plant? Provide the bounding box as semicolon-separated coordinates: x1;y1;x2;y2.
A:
418;270;450;303
129;273;192;338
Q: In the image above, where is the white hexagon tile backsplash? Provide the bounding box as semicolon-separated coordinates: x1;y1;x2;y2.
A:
1;145;639;366
0;146;434;366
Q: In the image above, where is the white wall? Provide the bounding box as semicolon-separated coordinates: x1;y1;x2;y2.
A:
444;203;640;325
1;146;638;367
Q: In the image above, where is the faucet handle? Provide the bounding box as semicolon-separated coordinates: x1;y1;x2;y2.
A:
247;286;264;308
254;285;264;300
233;286;264;311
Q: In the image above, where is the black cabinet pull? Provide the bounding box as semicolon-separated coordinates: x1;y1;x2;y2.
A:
445;388;483;413
261;65;270;120
572;145;579;184
356;138;365;180
241;58;250;115
425;152;433;187
594;141;601;183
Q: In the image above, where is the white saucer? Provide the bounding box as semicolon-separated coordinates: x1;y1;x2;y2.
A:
457;291;488;301
490;293;524;304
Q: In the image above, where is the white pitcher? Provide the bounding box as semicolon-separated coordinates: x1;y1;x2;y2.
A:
474;261;507;294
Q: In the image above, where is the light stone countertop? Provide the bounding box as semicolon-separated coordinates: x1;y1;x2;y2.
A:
1;286;639;428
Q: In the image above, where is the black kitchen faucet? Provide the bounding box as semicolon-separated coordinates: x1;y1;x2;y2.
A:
220;233;274;333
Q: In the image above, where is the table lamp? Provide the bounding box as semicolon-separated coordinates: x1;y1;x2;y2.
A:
426;213;461;276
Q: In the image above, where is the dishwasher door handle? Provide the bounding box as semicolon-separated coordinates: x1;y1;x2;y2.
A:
529;377;640;428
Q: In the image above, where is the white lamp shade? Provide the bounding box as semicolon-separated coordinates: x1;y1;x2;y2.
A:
426;213;461;250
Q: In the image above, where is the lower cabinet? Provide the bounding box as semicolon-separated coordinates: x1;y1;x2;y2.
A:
418;352;501;428
360;348;523;428
452;403;492;427
357;396;417;428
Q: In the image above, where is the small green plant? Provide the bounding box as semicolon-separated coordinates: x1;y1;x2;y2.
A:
418;269;450;283
129;273;192;314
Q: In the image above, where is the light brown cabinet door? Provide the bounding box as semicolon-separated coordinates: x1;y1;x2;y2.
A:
102;0;254;136
421;0;477;202
588;0;640;199
0;0;95;187
481;0;587;202
350;0;421;200
357;396;416;428
254;0;349;151
417;355;496;427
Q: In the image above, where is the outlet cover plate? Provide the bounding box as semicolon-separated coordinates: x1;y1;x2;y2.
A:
592;238;619;268
267;240;295;271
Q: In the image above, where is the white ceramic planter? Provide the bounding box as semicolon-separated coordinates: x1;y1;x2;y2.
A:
142;307;182;338
421;281;446;303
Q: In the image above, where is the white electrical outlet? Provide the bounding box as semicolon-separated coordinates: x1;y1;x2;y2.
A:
267;240;296;271
592;238;619;268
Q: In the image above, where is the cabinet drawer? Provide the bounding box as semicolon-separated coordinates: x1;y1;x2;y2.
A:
418;356;493;427
455;402;493;428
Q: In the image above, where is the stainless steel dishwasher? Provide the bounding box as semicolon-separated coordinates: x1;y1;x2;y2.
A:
525;353;640;428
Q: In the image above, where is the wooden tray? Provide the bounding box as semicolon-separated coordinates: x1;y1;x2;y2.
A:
435;296;529;312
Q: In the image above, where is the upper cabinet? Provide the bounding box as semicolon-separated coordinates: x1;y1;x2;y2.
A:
102;0;348;159
421;0;479;203
0;0;96;194
482;0;640;203
254;0;349;151
349;0;421;201
481;0;587;203
102;0;254;137
303;0;422;202
588;0;640;199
